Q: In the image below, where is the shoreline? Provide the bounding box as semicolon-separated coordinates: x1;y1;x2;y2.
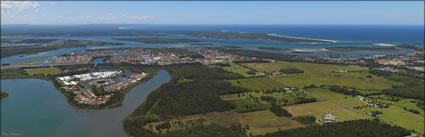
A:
268;33;337;43
325;47;400;52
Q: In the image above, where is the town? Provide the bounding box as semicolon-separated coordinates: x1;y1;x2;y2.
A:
49;47;258;65
49;46;425;78
56;70;146;105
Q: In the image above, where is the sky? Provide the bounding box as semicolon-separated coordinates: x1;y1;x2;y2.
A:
1;1;424;25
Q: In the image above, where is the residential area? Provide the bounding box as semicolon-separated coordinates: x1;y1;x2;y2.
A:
56;70;147;105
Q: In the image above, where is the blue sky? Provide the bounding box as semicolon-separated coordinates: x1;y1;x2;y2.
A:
1;1;424;25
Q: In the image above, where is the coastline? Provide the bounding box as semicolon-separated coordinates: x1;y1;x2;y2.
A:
325;47;400;52
268;33;337;43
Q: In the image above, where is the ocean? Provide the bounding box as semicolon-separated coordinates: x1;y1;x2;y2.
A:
125;24;425;45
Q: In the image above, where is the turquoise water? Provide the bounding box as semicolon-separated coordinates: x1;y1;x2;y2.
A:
1;70;171;137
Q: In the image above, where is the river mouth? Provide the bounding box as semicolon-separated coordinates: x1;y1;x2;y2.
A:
0;70;171;137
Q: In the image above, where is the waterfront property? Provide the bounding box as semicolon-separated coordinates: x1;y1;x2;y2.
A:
56;70;147;105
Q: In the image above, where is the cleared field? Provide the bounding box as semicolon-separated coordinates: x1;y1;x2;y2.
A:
333;110;368;121
25;67;61;75
243;62;399;90
284;101;343;116
369;95;424;116
145;112;245;134
284;101;367;122
243;61;364;73
229;77;289;90
145;110;304;136
306;89;424;134
217;63;262;77
359;106;424;134
309;88;366;108
239;110;305;135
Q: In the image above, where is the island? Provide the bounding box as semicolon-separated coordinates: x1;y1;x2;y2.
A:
0;91;8;99
1;39;123;58
113;38;204;44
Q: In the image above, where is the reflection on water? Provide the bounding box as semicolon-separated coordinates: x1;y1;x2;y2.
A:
1;70;171;137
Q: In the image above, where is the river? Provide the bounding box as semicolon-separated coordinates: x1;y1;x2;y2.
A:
0;70;171;137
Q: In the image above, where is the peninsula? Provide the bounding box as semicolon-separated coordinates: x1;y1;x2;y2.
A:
1;39;123;58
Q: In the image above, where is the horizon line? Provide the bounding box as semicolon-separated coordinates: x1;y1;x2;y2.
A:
1;24;424;26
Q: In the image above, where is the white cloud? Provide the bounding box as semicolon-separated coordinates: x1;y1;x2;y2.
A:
1;1;40;16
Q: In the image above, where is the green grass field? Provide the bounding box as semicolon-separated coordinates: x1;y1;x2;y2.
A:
369;95;424;116
243;62;399;90
214;63;262;77
284;101;343;116
304;88;424;134
308;88;366;108
359;106;424;134
229;77;289;90
25;67;61;75
239;110;305;135
243;62;364;73
144;110;305;136
358;89;383;95
1;59;45;69
284;101;368;122
227;99;271;112
332;110;369;121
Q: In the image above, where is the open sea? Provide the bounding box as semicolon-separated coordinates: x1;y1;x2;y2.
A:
125;24;424;44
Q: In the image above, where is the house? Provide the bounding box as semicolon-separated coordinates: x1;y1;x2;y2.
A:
321;113;338;124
